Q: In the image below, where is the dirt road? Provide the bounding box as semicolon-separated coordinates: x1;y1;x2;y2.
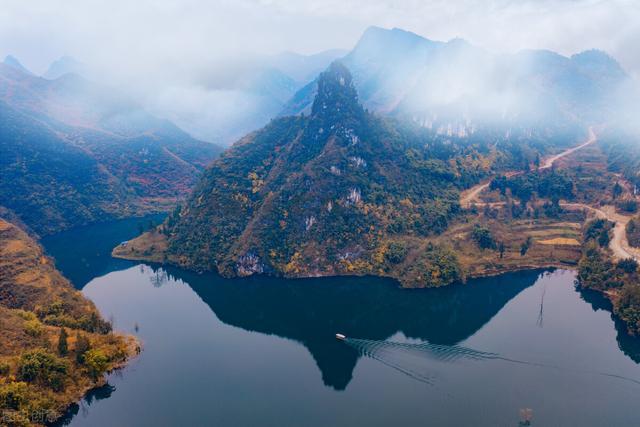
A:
560;203;639;262
457;126;640;262
460;127;597;208
540;127;597;170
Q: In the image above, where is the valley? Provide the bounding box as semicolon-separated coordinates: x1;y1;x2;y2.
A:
0;63;222;236
1;17;640;427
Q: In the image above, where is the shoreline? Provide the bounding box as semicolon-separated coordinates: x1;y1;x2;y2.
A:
112;243;578;287
50;336;142;426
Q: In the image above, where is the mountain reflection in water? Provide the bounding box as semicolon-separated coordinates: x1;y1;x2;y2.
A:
147;265;540;389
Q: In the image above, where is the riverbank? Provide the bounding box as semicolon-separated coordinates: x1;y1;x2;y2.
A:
112;211;584;286
0;218;140;426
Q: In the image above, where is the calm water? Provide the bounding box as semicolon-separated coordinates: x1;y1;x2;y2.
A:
42;218;640;427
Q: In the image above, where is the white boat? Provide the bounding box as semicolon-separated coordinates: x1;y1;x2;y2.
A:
335;333;346;340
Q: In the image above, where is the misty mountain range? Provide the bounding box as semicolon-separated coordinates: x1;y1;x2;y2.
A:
282;27;631;135
1;25;636;237
0;61;221;235
4;26;634;145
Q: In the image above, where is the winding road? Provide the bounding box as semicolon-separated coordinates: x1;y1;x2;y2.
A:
461;127;597;209
460;127;639;262
561;203;640;262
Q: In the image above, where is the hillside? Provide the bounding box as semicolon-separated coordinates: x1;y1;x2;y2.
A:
0;63;222;235
0;218;137;425
116;62;587;287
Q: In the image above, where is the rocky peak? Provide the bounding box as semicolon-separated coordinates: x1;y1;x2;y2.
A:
311;61;364;121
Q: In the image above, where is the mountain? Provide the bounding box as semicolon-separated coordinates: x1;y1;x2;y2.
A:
281;27;629;133
3;55;33;75
0;63;222;235
152;49;347;145
123;62;547;286
43;55;88;79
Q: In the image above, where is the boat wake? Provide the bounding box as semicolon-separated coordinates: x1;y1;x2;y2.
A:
341;337;640;388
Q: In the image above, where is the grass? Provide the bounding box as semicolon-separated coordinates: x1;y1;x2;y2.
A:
438;215;583;278
112;228;168;263
538;237;581;246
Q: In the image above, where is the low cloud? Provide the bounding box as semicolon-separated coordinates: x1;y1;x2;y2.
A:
0;0;637;143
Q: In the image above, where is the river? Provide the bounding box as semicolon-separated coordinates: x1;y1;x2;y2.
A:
42;217;640;426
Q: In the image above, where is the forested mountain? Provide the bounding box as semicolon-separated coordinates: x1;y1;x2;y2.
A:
281;27;629;136
149;62;573;286
0;63;222;235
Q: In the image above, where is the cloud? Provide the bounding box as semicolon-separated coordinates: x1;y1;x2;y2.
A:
1;0;638;76
0;0;637;143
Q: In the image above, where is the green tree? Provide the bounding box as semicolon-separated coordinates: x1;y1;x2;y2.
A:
520;237;533;256
613;182;623;199
471;224;496;250
57;328;69;356
498;242;506;259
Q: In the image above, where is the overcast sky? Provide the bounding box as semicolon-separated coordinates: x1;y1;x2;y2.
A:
1;0;639;79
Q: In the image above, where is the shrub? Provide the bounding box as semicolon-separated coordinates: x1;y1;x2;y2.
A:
23;319;43;338
0;361;10;376
577;243;620;290
15;310;37;321
618;199;638;213
17;349;68;392
0;381;30;411
627;218;640;248
584;219;613;248
402;244;463;287
75;333;91;364
471;224;496;250
83;349;109;380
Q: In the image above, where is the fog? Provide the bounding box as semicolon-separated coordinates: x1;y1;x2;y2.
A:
1;0;638;143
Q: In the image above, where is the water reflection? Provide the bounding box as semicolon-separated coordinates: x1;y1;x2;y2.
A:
147;265;541;389
41;214;165;288
53;384;115;426
579;287;640;363
39;222;640;427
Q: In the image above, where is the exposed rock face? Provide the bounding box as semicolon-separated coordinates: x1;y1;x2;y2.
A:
236;253;265;277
